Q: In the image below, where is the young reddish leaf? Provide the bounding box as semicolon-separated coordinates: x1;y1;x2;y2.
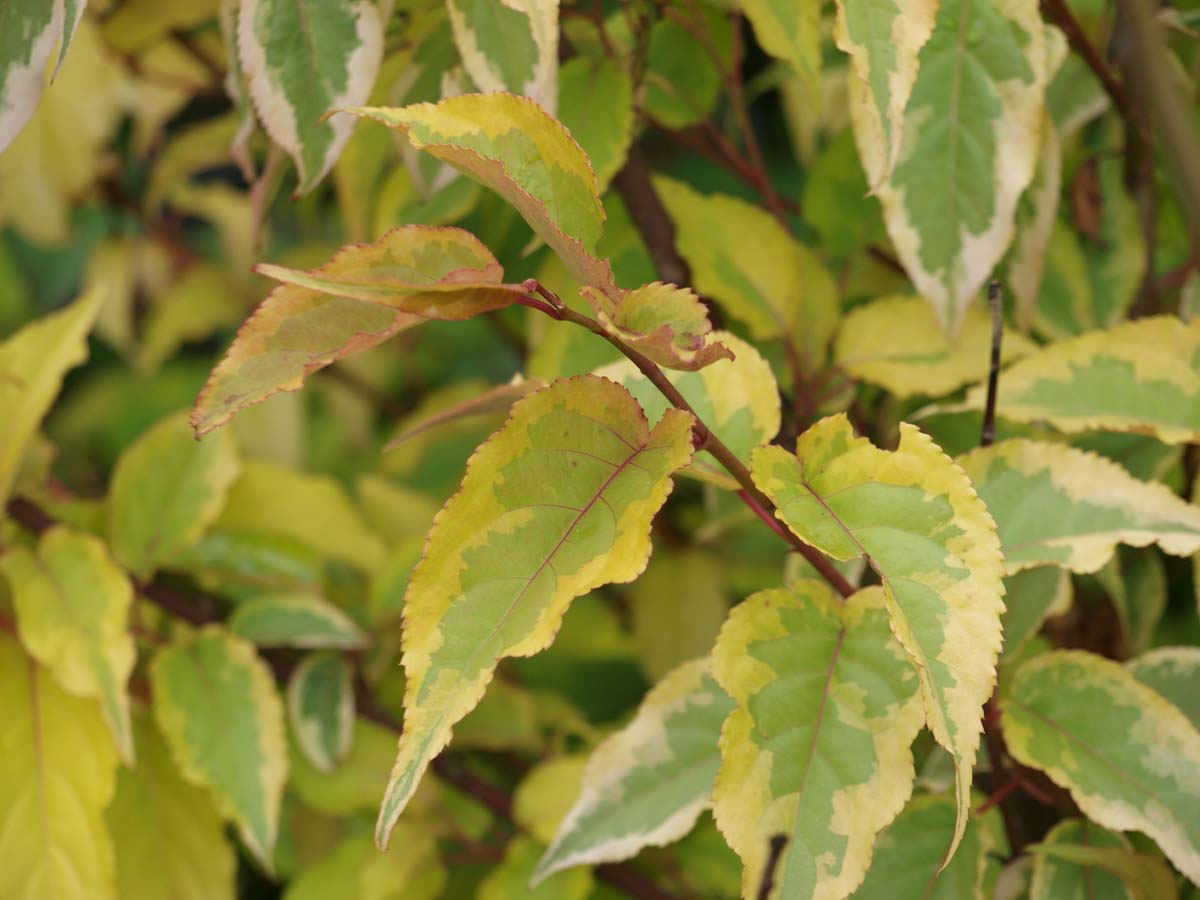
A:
584;281;733;372
342;94;618;297
375;375;694;847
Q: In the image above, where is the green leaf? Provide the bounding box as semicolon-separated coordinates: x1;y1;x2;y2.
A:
1030;841;1177;900
1127;647;1200;731
835;0;935;182
282;829;445;900
644;15;724;130
375;375;694;847
230;593;368;649
287;652;355;774
654;177;839;369
1000;565;1070;660
515;755;589;845
535;657;735;882
585;281;732;372
850;794;994;899
1029;819;1139;900
960;439;1200;573
964;316;1200;443
108;714;237;900
0;0;65;151
629;549;728;682
557;55;633;192
237;0;383;193
0;288;101;505
192;281;421;436
1097;546;1166;656
344;94;617;296
108;411;241;579
834;294;1036;398
1002;649;1200;883
447;0;558;111
151;626;289;871
859;0;1057;334
596;331;781;490
713;582;924;899
742;0;820;99
215;459;386;572
2;526;136;763
1005;114;1062;332
254;225;527;317
485;838;593;900
0;634;118;900
752;414;1005;856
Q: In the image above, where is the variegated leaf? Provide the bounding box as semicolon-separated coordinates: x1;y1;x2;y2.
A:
287;651;355;773
959;439;1200;574
857;0;1056;334
964;316;1200;443
2;526;136;763
238;0;383;193
535;657;735;882
584;281;732;372
108;411;241;579
375;375;694;847
834;0;935;183
596;332;781;490
713;582;924;900
1002;649;1200;883
230;593;368;649
151;627;288;871
1006;113;1063;332
752;414;1006;857
834;294;1035;399
447;0;558;112
0;0;66;152
0;288;101;504
0;635;118;900
1127;647;1200;731
655;177;839;370
850;794;994;899
1029;819;1140;900
254;225;526;318
344;94;617;296
1000;565;1071;660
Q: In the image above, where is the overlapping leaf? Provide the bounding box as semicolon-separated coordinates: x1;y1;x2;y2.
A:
0;635;118;900
230;593;368;649
151;626;289;870
447;0;558;112
834;294;1035;398
557;55;633;191
1029;819;1141;900
655;177;839;369
108;411;241;579
585;281;732;371
237;0;383;193
535;657;735;882
0;0;77;152
742;0;820;99
0;288;101;504
1007;113;1063;331
965;316;1200;443
713;582;924;899
752;414;1005;856
375;375;694;847
1127;647;1200;731
1000;565;1071;660
835;0;935;182
858;0;1055;334
108;715;237;900
959;439;1200;573
2;526;136;762
287;651;355;773
596;332;781;489
1002;650;1200;882
344;94;616;296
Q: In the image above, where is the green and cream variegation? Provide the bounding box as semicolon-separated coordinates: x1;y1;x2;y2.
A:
596;332;781;490
857;0;1056;334
1127;646;1200;732
238;0;383;193
375;375;694;847
713;582;924;899
151;627;288;871
229;593;368;649
834;0;935;183
287;651;356;773
0;0;76;152
2;526;136;763
344;94;616;296
1002;649;1200;883
752;414;1005;857
959;439;1200;573
965;316;1200;443
535;657;733;882
1007;113;1063;332
447;0;559;112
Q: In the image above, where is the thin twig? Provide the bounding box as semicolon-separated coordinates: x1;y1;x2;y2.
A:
980;280;1004;448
